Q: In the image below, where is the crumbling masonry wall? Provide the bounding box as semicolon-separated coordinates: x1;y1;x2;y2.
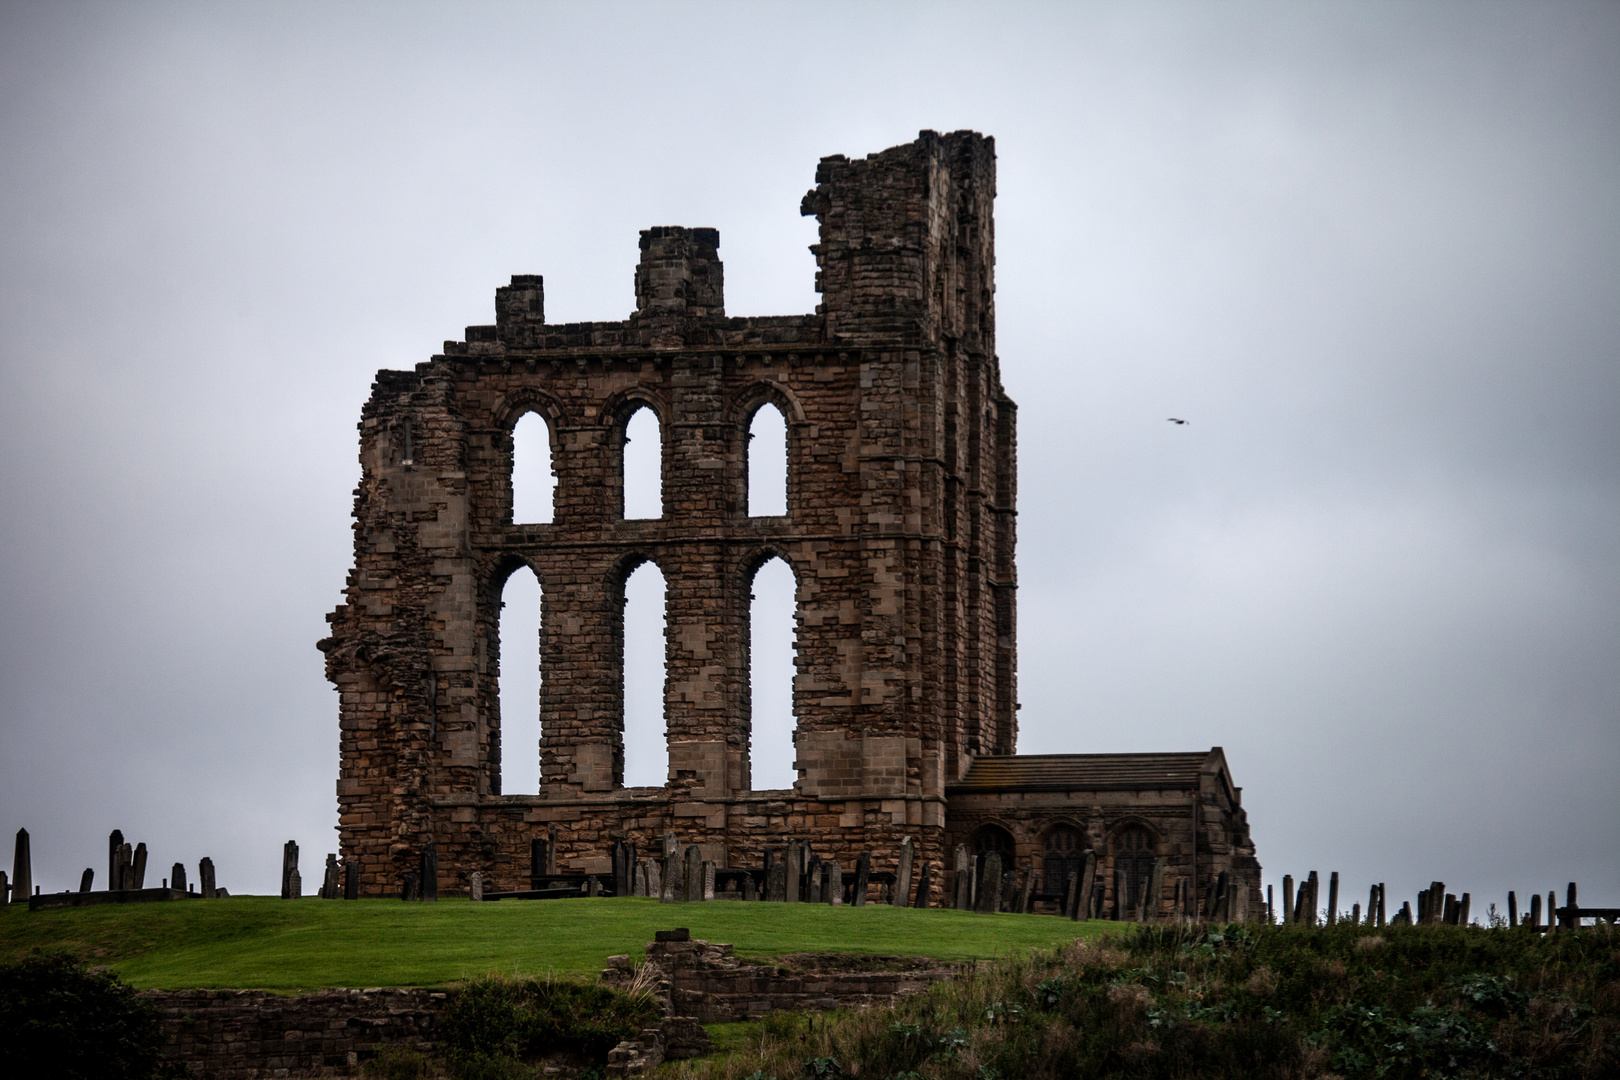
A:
320;131;1016;895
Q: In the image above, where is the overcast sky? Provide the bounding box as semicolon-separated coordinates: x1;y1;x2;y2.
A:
1;2;1615;909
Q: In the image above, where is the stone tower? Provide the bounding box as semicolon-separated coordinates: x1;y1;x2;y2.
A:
321;131;1015;895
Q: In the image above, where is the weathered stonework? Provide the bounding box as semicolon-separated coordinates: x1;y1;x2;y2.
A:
321;131;1013;895
321;130;1260;914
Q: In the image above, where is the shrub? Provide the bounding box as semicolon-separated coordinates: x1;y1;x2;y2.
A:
438;975;661;1079
0;951;179;1079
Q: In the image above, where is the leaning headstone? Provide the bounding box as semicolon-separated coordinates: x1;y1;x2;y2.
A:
977;853;1003;914
287;867;302;899
132;842;148;890
469;871;483;902
80;868;95;893
281;841;300;900
894;837;914;908
0;870;8;906
11;829;32;905
1077;851;1097;918
171;862;188;894
107;830;124;892
1000;864;1021;913
200;857;217;899
683;846;703;903
701;861;715;902
322;854;340;899
530;837;548;890
805;853;821;902
914;860;932;908
1064;871;1080;921
853;852;871;906
1144;859;1165;922
952;845;971;910
784;841;801;904
1017;862;1037;914
419;842;438;902
826;860;843;905
342;860;358;901
767;860;787;901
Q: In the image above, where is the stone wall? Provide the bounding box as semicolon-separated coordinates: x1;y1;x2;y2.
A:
144;988;442;1079
602;938;962;1024
320;131;1016;895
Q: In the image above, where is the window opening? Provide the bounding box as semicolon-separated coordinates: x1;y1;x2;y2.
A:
1042;826;1083;895
621;561;667;786
497;566;543;795
623;406;662;519
971;825;1014;858
748;556;797;789
511;412;554;523
747;403;787;516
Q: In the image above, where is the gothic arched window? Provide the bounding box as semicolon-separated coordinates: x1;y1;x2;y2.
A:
1042;826;1083;895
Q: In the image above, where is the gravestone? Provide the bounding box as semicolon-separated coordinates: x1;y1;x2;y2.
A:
546;825;558;873
132;842;148;890
976;853;1002;914
0;870;7;906
1281;875;1295;924
116;843;132;890
469;871;483;901
701;861;715;902
288;867;302;899
852;851;871;906
661;849;679;903
1145;859;1164;922
80;868;95;893
171;862;188;894
1113;866;1129;920
683;846;703;903
281;841;300;900
1212;869;1232;922
1327;871;1340;926
401;872;418;901
1017;862;1036;914
953;845;971;910
894;837;914;908
784;841;800;904
632;860;646;897
1303;871;1319;927
530;837;548;890
967;855;980;911
419;842;438;901
808;862;823;905
1064;871;1079;921
767;860;786;902
200;857;217;899
323;854;340;899
826;860;842;905
108;829;124;893
1091;880;1106;920
341;860;358;901
612;840;628;897
587;875;601;897
914;860;932;908
1000;863;1020;913
646;858;661;900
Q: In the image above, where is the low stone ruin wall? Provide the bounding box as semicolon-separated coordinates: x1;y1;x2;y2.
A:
141;988;443;1079
603;935;965;1024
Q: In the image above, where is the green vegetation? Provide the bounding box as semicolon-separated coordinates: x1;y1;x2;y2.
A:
673;923;1620;1080
0;952;181;1079
0;896;1111;991
438;976;663;1079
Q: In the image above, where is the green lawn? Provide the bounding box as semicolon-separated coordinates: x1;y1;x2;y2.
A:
0;896;1112;992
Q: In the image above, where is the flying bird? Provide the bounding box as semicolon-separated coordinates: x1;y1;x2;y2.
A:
1167;417;1188;425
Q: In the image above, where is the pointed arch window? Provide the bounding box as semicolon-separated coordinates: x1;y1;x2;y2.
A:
622;406;662;519
747;403;787;517
511;412;554;524
747;555;797;789
496;566;543;795
1042;826;1083;895
621;561;667;786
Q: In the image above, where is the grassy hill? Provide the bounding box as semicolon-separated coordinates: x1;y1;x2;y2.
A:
0;895;1110;991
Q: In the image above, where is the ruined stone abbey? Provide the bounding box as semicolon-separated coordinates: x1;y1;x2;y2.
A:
320;131;1262;917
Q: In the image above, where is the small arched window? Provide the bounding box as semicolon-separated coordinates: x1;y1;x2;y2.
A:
1042;826;1083;895
970;824;1014;858
747;403;787;516
622;406;662;520
511;412;554;524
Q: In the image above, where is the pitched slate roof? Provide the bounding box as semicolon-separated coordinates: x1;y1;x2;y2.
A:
948;751;1218;793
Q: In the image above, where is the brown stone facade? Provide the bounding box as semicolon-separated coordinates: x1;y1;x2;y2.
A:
320;130;1261;914
321;131;1015;898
